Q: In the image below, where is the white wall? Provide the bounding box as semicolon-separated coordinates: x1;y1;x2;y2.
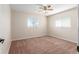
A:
11;7;78;43
47;8;78;43
11;10;47;40
0;5;11;53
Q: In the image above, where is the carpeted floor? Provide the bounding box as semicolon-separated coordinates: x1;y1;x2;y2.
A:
9;36;77;54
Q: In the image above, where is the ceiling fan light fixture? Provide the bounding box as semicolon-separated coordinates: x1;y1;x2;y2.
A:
38;4;53;13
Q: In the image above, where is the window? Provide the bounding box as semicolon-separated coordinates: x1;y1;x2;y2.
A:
55;17;71;28
27;17;39;28
56;20;62;27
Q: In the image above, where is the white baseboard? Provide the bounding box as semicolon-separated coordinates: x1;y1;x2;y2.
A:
49;34;77;44
12;34;77;44
12;34;47;41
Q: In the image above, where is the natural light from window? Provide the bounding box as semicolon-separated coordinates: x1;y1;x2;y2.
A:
27;17;39;28
55;17;71;28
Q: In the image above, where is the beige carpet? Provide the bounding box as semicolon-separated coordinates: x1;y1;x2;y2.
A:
9;36;77;54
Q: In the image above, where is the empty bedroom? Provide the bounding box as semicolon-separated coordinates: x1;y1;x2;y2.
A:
0;4;78;54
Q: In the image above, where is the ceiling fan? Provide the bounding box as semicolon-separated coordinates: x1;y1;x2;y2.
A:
38;4;53;13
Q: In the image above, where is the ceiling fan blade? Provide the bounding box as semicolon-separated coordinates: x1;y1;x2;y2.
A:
39;7;44;9
47;9;53;10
